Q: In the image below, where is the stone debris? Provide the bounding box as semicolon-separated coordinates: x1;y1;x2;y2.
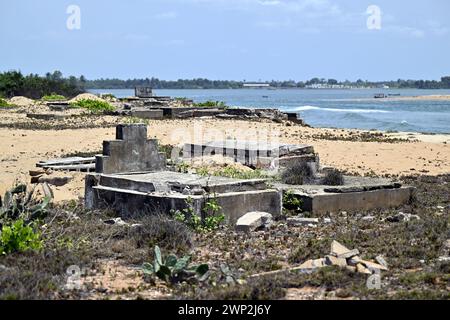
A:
235;212;273;233
386;212;421;222
325;255;347;268
298;240;389;274
287;217;319;227
104;218;129;226
375;255;389;268
298;258;326;269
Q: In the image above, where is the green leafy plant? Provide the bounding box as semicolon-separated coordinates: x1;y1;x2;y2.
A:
142;245;209;284
70;99;115;114
194;100;226;108
0;219;43;255
172;197;225;233
283;190;303;215
196;166;268;180
0;184;53;223
0;98;12;108
41;94;66;101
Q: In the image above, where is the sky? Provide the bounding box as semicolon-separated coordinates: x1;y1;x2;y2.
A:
0;0;449;81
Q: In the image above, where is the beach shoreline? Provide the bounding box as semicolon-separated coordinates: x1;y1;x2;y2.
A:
1;112;449;201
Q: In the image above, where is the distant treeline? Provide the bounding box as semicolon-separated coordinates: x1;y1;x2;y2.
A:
2;71;450;99
86;76;450;90
0;71;85;99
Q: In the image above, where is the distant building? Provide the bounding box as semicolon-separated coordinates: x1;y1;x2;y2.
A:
243;83;271;88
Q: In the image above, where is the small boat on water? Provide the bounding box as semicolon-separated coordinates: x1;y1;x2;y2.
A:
262;95;269;98
374;93;386;99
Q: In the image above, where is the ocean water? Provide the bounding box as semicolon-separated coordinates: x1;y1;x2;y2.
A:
89;88;450;134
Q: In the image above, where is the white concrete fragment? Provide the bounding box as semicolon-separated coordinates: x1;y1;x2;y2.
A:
235;211;273;232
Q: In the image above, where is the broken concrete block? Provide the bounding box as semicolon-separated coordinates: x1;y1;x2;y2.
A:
346;266;357;273
387;212;420;223
104;218;129;226
375;255;388;269
325;255;347;267
356;263;372;274
338;249;360;259
287;217;319;227
360;260;388;272
299;258;326;270
347;256;362;266
235;211;273;232
330;240;351;256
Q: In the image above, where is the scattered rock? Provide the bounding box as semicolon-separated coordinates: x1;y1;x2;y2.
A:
297;240;388;275
361;215;375;222
359;259;388;272
386;212;420;223
104;218;129;226
356;263;372;275
325;255;347;267
299;258;326;270
375;255;388;268
287;217;319;227
348;256;362;266
437;256;450;262
330;240;352;257
235;212;273;233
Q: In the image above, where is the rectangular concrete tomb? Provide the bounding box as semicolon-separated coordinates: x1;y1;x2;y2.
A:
277;176;414;214
183;140;319;169
86;124;281;223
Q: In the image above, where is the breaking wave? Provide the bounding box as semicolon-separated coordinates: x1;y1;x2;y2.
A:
291;106;391;113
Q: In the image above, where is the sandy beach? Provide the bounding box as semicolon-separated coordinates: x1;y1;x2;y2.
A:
1;113;449;201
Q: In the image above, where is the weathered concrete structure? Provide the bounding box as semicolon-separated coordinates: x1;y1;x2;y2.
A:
276;176;414;214
85;125;281;222
183;140;320;170
130;108;164;119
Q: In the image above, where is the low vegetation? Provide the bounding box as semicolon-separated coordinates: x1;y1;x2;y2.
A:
0;175;448;300
70;99;115;114
0;98;12;108
281;162;315;185
196;166;269;180
142;245;209;284
322;169;345;186
193;100;226;108
172;197;225;233
41;94;66;101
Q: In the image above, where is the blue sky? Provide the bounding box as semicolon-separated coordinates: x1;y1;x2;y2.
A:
1;0;449;81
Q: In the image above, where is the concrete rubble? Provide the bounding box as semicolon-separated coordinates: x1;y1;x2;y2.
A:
299;240;389;274
235;211;273;232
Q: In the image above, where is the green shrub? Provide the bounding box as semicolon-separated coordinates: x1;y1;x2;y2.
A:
41;94;66;101
70;99;115;114
0;98;11;107
173;197;225;233
194;100;226;108
0;184;52;223
142;245;209;284
197;166;268;180
283;190;303;215
322;169;344;186
0;219;43;255
281;162;315;185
